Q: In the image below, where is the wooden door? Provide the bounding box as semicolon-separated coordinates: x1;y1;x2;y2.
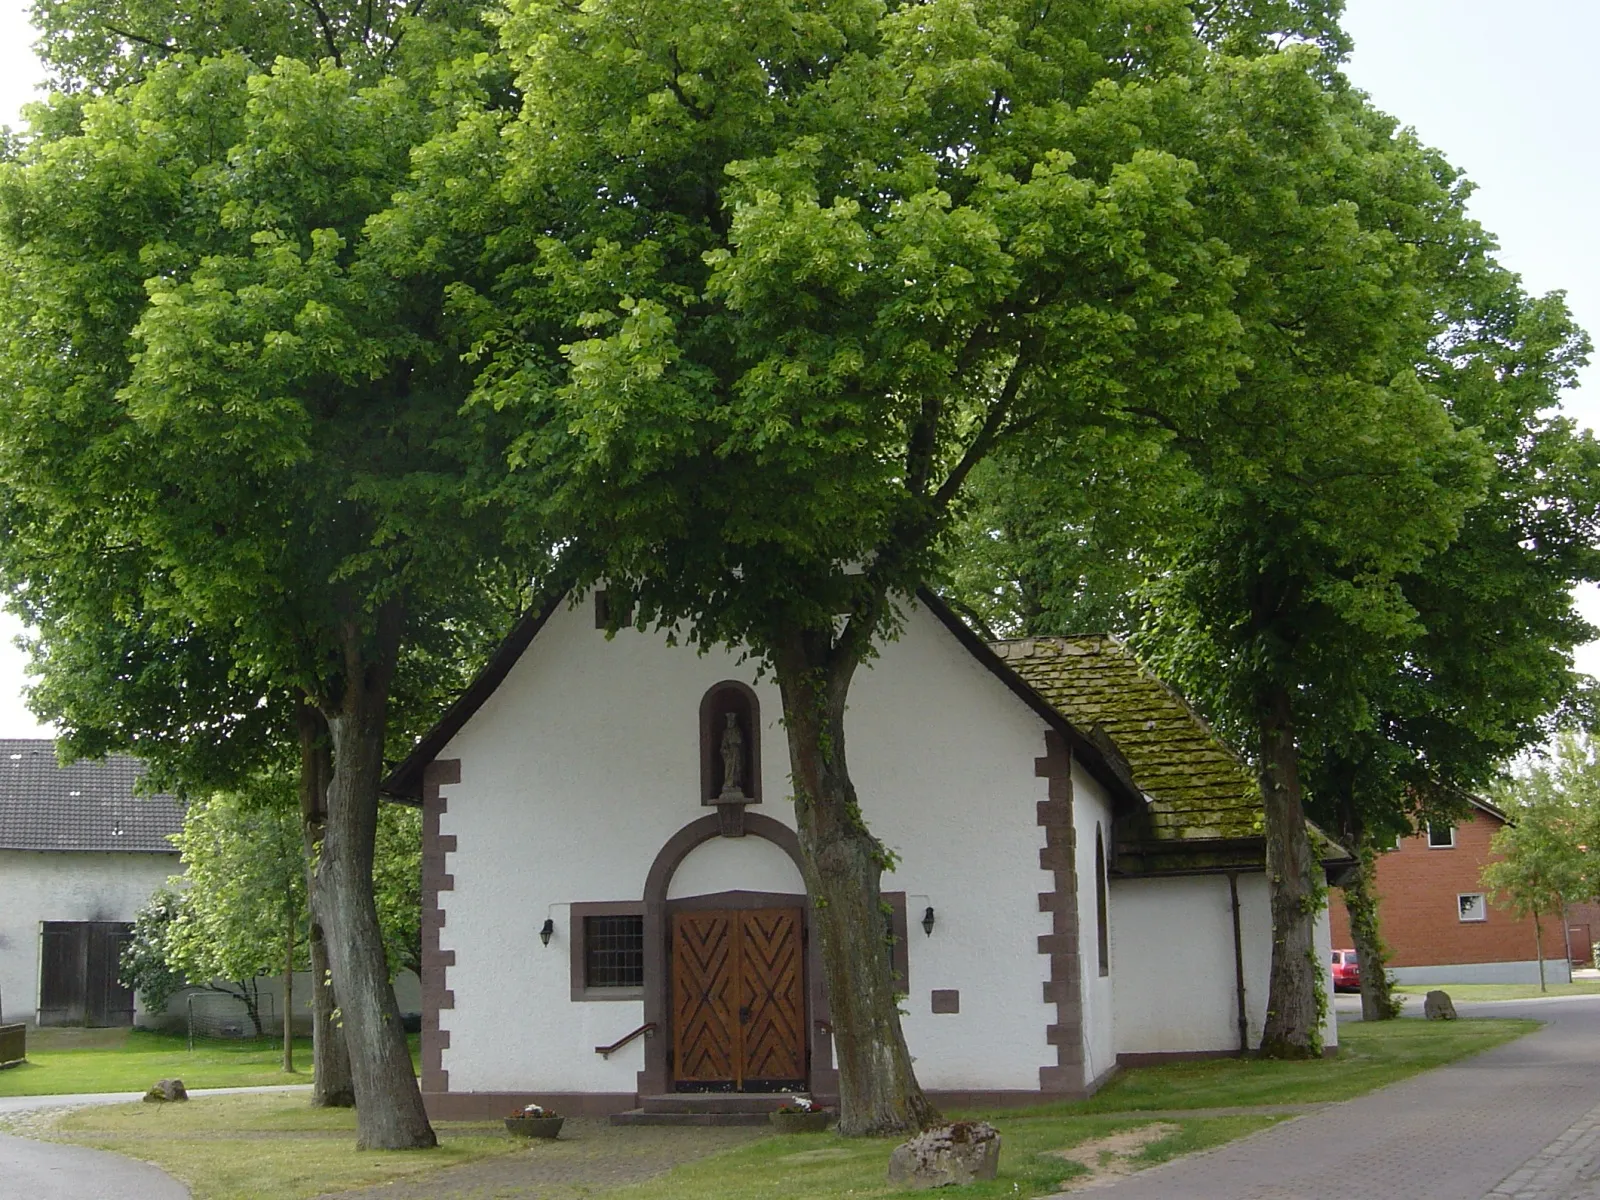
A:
739;909;805;1086
672;912;740;1087
37;922;135;1027
38;922;87;1026
671;907;805;1091
1569;924;1593;967
86;923;135;1028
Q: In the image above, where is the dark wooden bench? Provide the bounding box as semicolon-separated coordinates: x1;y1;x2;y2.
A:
0;1023;25;1068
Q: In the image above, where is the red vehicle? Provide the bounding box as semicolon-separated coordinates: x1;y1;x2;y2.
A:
1330;949;1361;993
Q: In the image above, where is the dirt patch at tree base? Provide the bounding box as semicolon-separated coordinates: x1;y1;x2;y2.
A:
1043;1122;1181;1192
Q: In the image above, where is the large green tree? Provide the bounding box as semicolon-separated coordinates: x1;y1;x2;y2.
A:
954;52;1511;1054
0;30;528;1145
1303;255;1599;1021
1483;739;1600;991
416;0;1342;1133
167;789;308;1064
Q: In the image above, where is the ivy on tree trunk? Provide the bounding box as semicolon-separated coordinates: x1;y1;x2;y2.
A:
775;635;936;1136
1258;687;1323;1058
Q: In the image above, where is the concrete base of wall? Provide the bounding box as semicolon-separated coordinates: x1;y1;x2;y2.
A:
1390;959;1573;986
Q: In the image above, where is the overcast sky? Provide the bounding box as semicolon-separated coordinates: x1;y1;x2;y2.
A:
0;0;1595;739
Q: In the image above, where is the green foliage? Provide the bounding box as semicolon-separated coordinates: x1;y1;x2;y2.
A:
460;0;1248;656
1485;734;1600;918
29;0;495;95
167;788;307;990
0;6;529;762
118;887;187;1014
374;805;423;978
120;783;421;1012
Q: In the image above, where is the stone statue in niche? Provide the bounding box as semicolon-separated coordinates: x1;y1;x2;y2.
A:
719;712;746;800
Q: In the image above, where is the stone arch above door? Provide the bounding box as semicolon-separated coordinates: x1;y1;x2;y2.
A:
638;813;835;1097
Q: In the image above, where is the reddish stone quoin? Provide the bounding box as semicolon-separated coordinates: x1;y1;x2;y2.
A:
1328;809;1566;971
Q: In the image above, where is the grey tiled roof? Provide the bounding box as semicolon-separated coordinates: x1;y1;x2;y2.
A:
0;739;182;853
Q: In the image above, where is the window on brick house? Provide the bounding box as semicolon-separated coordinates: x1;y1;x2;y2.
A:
1458;893;1487;922
1427;823;1456;848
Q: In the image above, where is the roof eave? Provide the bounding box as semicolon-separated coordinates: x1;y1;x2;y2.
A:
381;593;567;803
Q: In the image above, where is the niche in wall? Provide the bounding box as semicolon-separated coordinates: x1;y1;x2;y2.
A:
699;681;761;805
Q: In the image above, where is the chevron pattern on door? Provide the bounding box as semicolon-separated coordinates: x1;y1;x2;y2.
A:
671;906;805;1090
739;908;805;1085
671;912;738;1086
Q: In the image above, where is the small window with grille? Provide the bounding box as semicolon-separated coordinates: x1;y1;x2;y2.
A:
583;914;645;989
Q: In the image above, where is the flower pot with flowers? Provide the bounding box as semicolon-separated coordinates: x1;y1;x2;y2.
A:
505;1103;564;1138
769;1095;831;1133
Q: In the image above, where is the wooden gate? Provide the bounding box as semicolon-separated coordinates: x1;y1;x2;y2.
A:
38;921;135;1027
671;907;805;1091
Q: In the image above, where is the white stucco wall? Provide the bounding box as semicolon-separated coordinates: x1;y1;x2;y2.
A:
435;595;1058;1095
0;849;177;1025
1072;766;1116;1087
1111;872;1337;1056
666;836;804;901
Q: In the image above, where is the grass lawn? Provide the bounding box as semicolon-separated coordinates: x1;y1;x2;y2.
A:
0;1028;421;1096
607;1114;1279;1200
16;1017;1538;1200
1394;981;1600;1003
1068;1016;1539;1112
34;1093;520;1199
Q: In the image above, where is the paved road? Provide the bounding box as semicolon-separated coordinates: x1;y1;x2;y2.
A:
1085;995;1600;1200
0;1132;189;1200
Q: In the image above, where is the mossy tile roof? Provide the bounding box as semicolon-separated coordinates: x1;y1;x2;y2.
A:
991;635;1264;844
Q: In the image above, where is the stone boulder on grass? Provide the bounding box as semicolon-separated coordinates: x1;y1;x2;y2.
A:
887;1121;1001;1189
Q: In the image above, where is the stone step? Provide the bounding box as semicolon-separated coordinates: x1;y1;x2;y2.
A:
639;1093;807;1114
610;1108;775;1127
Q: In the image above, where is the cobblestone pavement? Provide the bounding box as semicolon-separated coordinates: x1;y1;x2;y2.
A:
1081;996;1600;1200
1484;1100;1600;1200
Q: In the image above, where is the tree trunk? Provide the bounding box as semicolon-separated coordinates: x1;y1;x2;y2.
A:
774;637;937;1137
299;701;355;1107
315;609;436;1150
283;917;296;1073
1535;905;1547;993
1257;684;1323;1058
238;979;265;1038
1333;788;1400;1022
1343;844;1400;1022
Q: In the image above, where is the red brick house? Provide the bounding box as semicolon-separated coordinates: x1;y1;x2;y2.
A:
1328;798;1571;986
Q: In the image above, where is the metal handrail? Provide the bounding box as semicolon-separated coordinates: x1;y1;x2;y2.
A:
595;1022;657;1059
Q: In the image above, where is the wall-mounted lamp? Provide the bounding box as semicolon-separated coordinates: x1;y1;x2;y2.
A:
921;906;936;937
539;918;555;947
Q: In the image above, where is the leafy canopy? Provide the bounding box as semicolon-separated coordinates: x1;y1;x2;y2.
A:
441;0;1249;656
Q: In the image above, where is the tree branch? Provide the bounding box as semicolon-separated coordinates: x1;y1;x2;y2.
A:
101;22;178;53
302;0;346;67
931;351;1031;512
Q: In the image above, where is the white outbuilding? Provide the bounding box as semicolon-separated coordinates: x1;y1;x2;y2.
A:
384;590;1346;1120
0;740;182;1027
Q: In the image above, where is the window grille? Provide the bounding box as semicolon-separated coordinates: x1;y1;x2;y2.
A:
584;915;645;988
